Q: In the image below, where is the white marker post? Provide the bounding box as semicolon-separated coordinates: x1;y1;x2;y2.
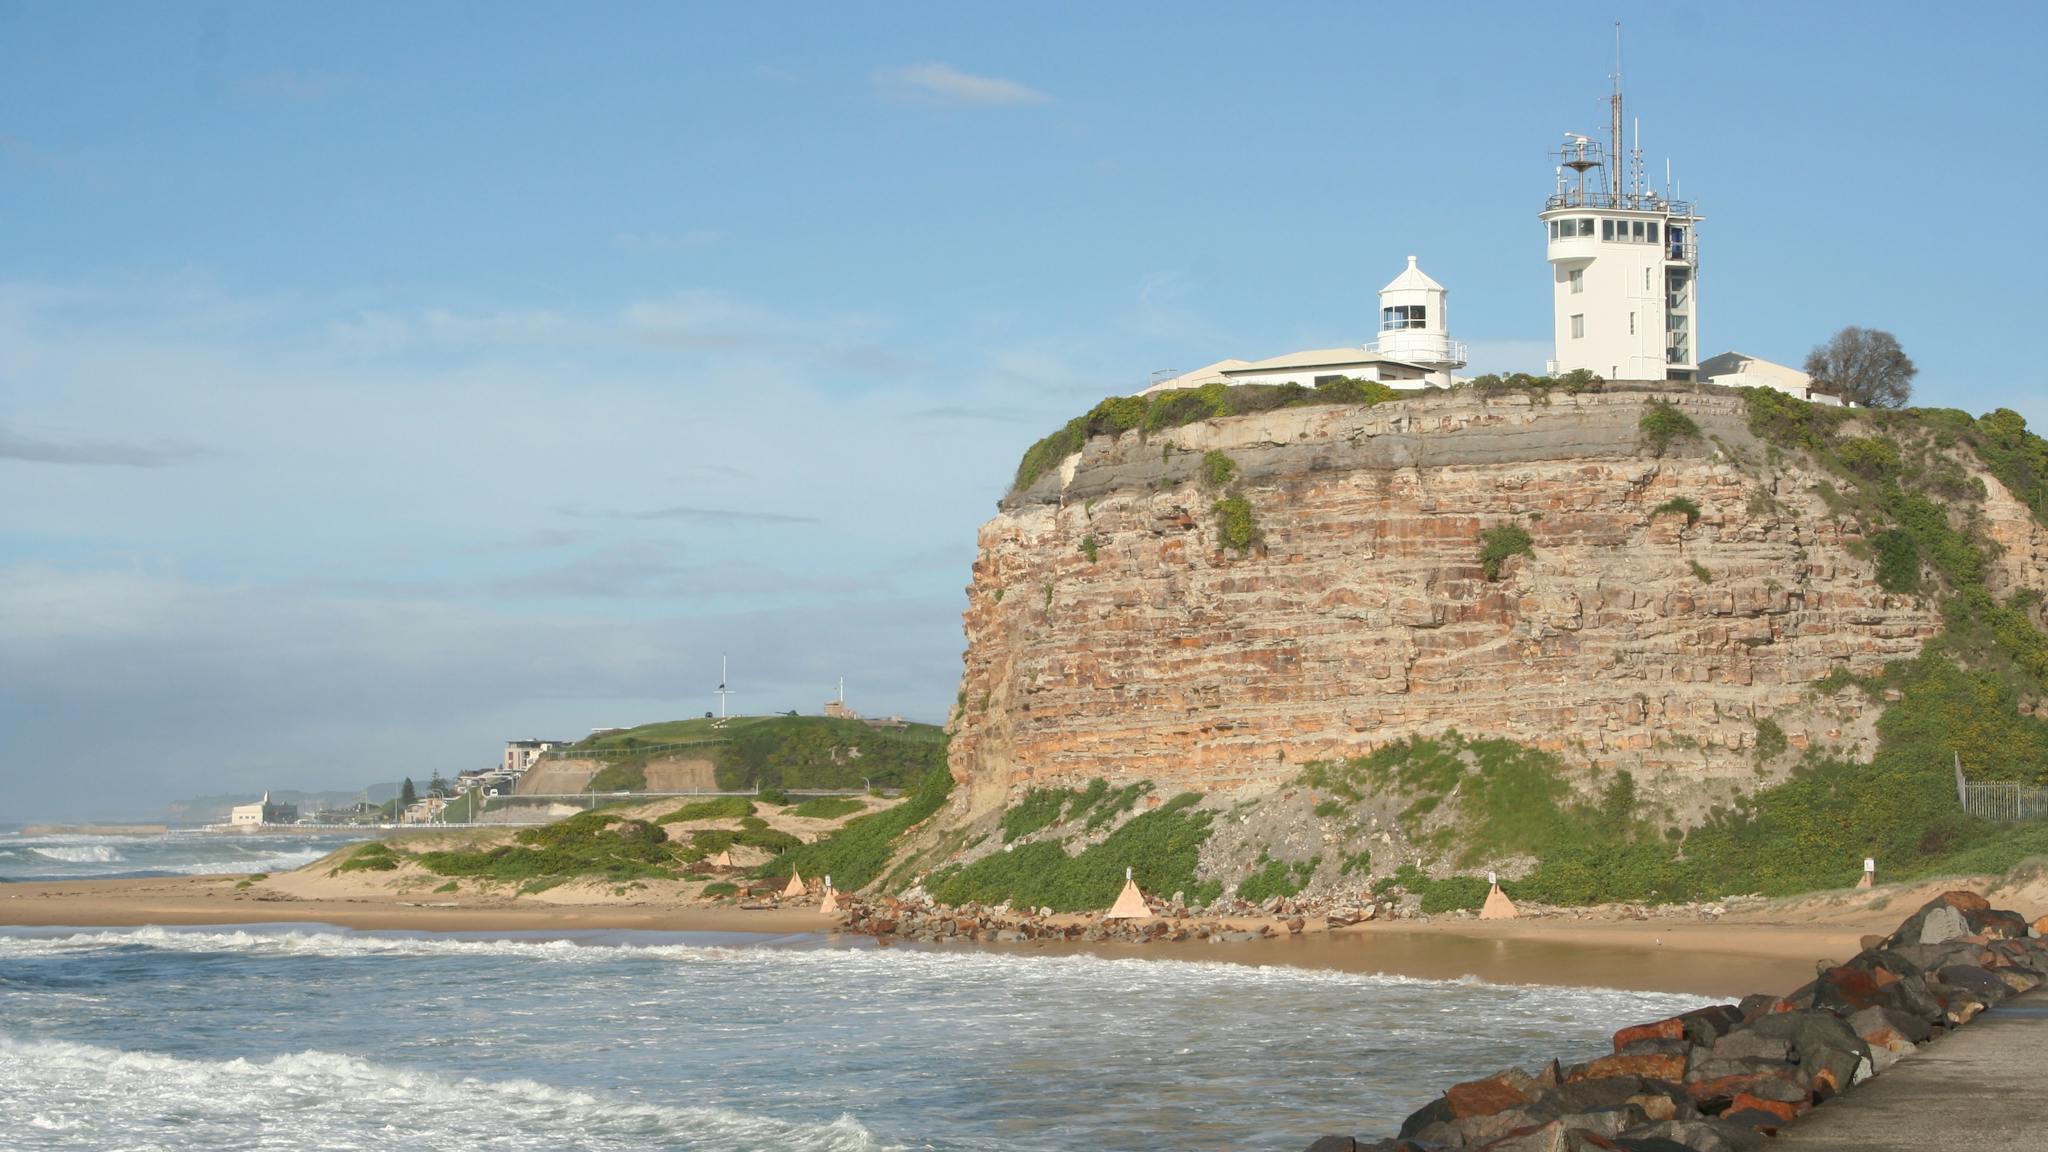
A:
1858;857;1876;890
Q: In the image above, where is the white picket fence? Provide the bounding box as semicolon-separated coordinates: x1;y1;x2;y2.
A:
1955;753;2048;821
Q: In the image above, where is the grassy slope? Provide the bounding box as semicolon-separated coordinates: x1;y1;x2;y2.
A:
562;714;948;792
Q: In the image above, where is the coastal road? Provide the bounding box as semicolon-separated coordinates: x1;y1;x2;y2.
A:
1777;989;2045;1151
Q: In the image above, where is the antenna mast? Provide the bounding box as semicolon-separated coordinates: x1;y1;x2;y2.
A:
1610;22;1625;203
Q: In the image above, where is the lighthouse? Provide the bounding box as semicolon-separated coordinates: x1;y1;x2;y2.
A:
1370;256;1466;385
1540;34;1701;382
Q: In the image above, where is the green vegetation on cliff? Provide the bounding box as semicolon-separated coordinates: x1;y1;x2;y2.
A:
758;766;954;891
928;792;1221;912
1012;377;1404;493
562;714;947;793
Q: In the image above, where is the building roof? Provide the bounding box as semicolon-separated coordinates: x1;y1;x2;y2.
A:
1140;358;1250;394
1380;255;1445;294
1227;348;1420;373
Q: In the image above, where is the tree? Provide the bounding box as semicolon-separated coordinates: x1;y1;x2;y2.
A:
1804;326;1916;408
427;772;450;799
400;777;418;806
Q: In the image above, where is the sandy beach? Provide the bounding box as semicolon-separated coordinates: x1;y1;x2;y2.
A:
10;868;2037;997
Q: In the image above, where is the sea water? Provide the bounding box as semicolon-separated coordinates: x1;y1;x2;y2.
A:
0;923;1706;1151
0;827;348;882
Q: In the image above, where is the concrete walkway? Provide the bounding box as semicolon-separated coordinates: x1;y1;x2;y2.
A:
1778;990;2047;1151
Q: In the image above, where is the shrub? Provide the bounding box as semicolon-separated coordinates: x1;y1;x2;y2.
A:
1871;528;1922;594
1312;798;1345;818
1001;788;1072;842
928;792;1218;912
1014;416;1089;492
1080;534;1099;563
788;795;864;820
1837;436;1903;481
337;842;401;873
1639;400;1702;456
1754;717;1788;761
760;767;954;891
1339;849;1373;876
1200;449;1239;489
656;797;754;825
1652;496;1702;526
585;763;646;792
701;881;740;899
1689;560;1713;584
1213;495;1263;551
1743;386;1846;452
756;787;790;806
1236;853;1320;904
1478;522;1534;580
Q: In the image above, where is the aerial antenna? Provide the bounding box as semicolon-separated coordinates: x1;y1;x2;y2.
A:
1609;22;1624;203
1632;117;1645;202
836;676;845;705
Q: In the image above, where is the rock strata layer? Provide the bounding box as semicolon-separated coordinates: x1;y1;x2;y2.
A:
1302;890;2048;1151
951;389;2048;806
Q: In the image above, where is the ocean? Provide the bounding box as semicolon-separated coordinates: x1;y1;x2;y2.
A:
0;828;1709;1149
0;827;351;882
0;920;1707;1151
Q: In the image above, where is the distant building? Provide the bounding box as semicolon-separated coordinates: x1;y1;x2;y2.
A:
228;793;298;827
501;739;565;773
1699;351;1847;406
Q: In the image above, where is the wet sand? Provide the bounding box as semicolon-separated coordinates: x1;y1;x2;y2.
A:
0;873;1880;996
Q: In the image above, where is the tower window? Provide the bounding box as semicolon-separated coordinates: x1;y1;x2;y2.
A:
1380;305;1427;331
1629;312;1636;335
1602;219;1614;241
1631;220;1645;241
1570;314;1585;339
1549;220;1559;240
1648;222;1659;244
1568;269;1583;295
1578;218;1595;237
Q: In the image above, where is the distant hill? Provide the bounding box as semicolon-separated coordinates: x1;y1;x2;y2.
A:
558;714;948;793
162;783;402;823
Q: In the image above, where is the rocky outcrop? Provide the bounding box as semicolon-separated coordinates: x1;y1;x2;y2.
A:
950;388;2048;811
1303;891;2048;1151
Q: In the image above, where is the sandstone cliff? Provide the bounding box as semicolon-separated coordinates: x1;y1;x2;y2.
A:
947;388;2048;820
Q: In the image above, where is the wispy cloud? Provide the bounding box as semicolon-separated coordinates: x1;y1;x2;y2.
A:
0;425;209;468
559;503;821;526
876;63;1051;107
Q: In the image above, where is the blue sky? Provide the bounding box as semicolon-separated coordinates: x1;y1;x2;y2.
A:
4;1;2044;817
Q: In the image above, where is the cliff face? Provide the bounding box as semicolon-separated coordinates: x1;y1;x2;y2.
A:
948;388;2048;814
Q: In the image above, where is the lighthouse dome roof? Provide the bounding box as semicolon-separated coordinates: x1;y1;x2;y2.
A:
1380;255;1445;295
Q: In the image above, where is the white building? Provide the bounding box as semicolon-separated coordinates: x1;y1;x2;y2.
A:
501;739;563;774
1699;351;1847;406
1142;257;1465;394
1541;72;1702;382
228;792;297;827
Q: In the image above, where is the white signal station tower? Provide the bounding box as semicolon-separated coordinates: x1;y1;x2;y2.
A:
1541;31;1701;382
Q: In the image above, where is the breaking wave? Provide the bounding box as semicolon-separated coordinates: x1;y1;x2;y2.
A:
0;1035;899;1151
28;846;123;864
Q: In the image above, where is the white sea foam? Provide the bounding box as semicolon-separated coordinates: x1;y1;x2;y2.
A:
154;847;327;874
0;1035;901;1151
0;925;1706;1016
28;845;123;864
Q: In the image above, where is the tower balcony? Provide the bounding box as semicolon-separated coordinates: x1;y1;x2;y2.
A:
1543;190;1698;219
1368;333;1467;368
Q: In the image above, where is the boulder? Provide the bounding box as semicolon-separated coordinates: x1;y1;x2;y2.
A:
1572;1052;1688;1083
1934;964;2012;1004
1618;1119;1766;1152
1443;1069;1543;1119
1706;1031;1791;1064
1303;1138;1356;1152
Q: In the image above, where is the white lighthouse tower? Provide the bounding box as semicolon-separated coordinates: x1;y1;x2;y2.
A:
1541;33;1701;382
1368;256;1465;386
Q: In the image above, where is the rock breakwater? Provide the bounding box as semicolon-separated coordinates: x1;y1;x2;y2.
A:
1301;890;2048;1152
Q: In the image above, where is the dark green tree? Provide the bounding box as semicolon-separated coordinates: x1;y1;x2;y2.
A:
400;777;418;806
427;772;450;799
1805;326;1916;408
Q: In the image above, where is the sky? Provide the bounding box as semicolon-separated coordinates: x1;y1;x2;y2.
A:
4;2;2045;819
